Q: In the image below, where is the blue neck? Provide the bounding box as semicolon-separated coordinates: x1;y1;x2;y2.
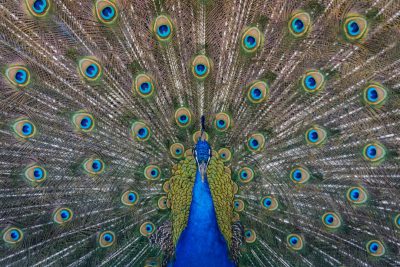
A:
170;169;235;267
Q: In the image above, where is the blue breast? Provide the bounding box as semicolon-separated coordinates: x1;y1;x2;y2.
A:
169;169;235;267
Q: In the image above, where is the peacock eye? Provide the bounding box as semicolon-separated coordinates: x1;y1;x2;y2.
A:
305;125;327;145
214;113;231;132
244;228;256;243
53;207;73;224
394;214;400;229
346;186;368;204
192;130;209;143
131;121;151;141
261;196;278;211
134;74;155;98
2;227;24;244
362;143;386;163
363;82;387;107
144;165;161;180
24;165;47;184
83;158;105;175
343;15;367;41
72;112;95;132
192;55;211;79
301;70;325;93
247;81;269;104
145;258;161;267
12;119;37;139
98;231;116;247
289;11;311;37
140;222;155;237
238;167;254;183
241;27;262;53
79;58;102;81
153;15;174;41
321;212;341;229
25;0;50;17
287;234;304;250
170;143;185;159
233;199;244;212
95;0;118;24
121;190;139;206
175;107;192;128
290;166;310;184
158;196;169;210
246;133;265;152
218;148;232;162
366;240;385;257
6;66;31;87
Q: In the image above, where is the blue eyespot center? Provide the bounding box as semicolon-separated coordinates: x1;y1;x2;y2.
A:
240;171;248;179
22;122;33;136
245;230;251;237
60;210;70;220
350;189;360;200
92;160;102;172
292;18;305;33
221;153;226;158
249;138;259;149
128;193;136;202
264;198;272;207
195;64;207;76
347;20;360;36
15;70;28;84
157;24;171;38
308;130;319;142
367;87;378;102
234;201;239;207
251;88;262;100
85;64;98;78
290;237;298;245
305;76;317;90
150;169;158;177
244;35;257;49
104;233;113;242
101;6;115;20
80;117;92;129
369;242;379;253
33;0;47;14
10;230;20;240
140;82;151;94
33;168;43;179
175;148;182;155
217;119;226;128
146;224;152;232
366;145;377;158
137;127;148;138
325;214;334;224
293;170;302;181
179;115;188;124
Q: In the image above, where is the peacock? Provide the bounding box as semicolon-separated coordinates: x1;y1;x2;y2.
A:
1;0;400;266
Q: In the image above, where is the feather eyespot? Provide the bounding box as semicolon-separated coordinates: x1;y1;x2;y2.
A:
244;228;256;243
247;81;269;104
241;27;263;53
193;130;209;143
246;133;265;152
158;196;169;210
95;0;118;24
301;70;325;93
362;143;386;163
343;14;368;41
346;186;368;204
79;58;102;81
290;166;310;184
24;165;47;184
131;121;151;141
321;212;341;229
363;82;387;108
289;11;311;37
192;55;211;80
287;234;304;250
53;207;73;224
140;222;155;237
134;74;155;98
144;165;161;180
98;231;116;247
6;66;31;87
238;167;254;183
233;199;244;212
153;15;174;41
175;108;192;128
12;119;37;139
214;112;231;132
170;143;185;159
2;227;23;244
121;190;139;206
72;112;95;132
83;158;105;175
261;196;278;211
25;0;50;17
305;125;327;145
218;148;232;162
366;240;385;257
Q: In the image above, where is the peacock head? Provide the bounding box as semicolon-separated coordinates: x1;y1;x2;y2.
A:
193;116;211;182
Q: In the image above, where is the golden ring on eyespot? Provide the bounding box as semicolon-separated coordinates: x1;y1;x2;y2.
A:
53;207;73;224
233;182;238;194
170;143;185;159
144;165;161;180
25;0;51;17
72;112;95;132
305;125;327;145
244;228;256;243
343;14;368;41
261;196;278;211
247;80;269;104
346;186;368;204
321;212;341;229
214;112;231;132
287;234;304;250
83;158;105;175
12;118;37;139
134;74;155;98
163;180;170;193
241;27;262;53
246;133;265;152
140;221;155;237
237;167;254;183
121;190;139;206
363;82;387;107
158;196;169;210
98;230;116;247
366;240;385;257
233;199;244;212
153;15;174;42
362;142;386;163
288;11;311;37
24;165;47;184
175;107;192;128
193;130;209;143
192;55;211;79
131;121;151;141
218;148;232;162
78;57;102;81
95;0;118;25
2;226;23;244
290;166;310;184
5;65;31;87
301;70;325;93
